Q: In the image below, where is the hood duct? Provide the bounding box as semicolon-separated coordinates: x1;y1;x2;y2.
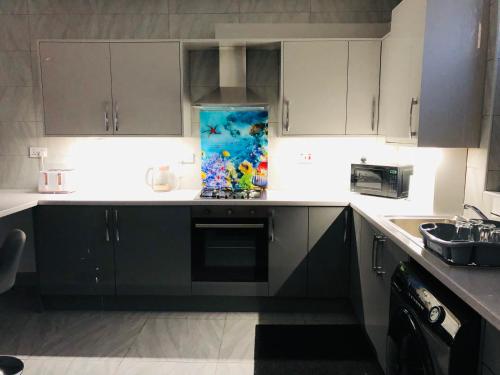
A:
193;46;267;108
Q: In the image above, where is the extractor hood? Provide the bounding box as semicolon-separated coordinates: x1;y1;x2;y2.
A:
193;46;267;108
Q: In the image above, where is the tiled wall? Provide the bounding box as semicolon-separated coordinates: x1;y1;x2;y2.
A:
0;0;400;189
465;0;499;213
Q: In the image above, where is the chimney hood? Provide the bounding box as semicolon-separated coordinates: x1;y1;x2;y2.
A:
193;46;267;108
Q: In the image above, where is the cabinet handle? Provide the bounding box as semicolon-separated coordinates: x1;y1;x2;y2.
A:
104;209;110;242
269;210;275;242
113;101;119;132
371;236;378;271
409;97;418;138
373;234;386;276
283;99;290;132
114;209;120;242
371;97;376;131
104;103;110;132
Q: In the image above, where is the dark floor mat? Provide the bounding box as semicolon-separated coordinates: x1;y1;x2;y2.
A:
254;324;384;375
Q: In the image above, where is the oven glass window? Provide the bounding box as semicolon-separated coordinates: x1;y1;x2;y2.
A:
356;169;383;191
204;230;258;268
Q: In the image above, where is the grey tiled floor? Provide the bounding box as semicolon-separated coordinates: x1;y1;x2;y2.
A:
0;294;357;375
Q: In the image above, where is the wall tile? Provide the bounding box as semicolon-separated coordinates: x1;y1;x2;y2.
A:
310;11;390;23
488;116;500;170
0;86;36;121
30;14;170;50
169;0;239;14
0;156;39;188
486;170;500;191
189;50;219;86
311;0;390;12
0;51;32;86
0;0;29;14
240;12;309;23
0;16;30;51
239;0;310;13
246;49;280;86
0;121;40;156
29;0;169;14
169;14;238;38
464;166;487;206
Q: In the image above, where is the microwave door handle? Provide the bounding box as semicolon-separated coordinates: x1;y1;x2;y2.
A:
194;223;265;229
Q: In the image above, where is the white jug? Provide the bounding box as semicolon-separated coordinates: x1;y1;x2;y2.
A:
145;165;179;192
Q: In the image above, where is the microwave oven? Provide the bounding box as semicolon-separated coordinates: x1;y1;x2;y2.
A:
351;164;413;199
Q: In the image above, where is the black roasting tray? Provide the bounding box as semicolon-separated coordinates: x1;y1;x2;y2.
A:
419;221;500;267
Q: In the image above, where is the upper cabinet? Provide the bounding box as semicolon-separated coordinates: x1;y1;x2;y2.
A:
346;41;381;135
40;41;183;136
281;40;381;136
379;0;487;147
282;41;348;136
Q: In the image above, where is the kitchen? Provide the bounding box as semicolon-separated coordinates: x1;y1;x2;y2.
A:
0;0;500;374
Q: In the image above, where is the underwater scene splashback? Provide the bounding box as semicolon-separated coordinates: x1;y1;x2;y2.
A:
200;108;268;190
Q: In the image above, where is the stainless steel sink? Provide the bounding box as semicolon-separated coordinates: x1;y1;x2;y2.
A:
385;216;455;240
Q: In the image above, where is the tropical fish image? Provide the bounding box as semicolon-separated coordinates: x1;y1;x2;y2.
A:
200;108;269;190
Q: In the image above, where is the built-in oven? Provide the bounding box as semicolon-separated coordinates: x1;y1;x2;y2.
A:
191;206;269;296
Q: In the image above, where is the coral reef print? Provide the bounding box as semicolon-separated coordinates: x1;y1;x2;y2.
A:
200;108;268;190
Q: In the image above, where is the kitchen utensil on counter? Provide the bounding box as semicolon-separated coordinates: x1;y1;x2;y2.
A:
145;165;179;192
38;169;76;194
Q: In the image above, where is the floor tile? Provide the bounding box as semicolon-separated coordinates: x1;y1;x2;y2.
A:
219;319;256;361
22;357;73;375
226;312;305;324
117;359;217;375
127;318;224;361
150;311;227;320
303;312;359;325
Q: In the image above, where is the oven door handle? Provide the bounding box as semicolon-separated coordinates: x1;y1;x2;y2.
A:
194;223;265;229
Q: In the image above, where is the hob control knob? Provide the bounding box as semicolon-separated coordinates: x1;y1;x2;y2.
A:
249;209;256;215
204;209;211;215
227;209;233;216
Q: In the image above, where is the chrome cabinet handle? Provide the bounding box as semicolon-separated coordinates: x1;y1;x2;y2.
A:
371;236;378;271
113;101;119;132
374;234;386;276
114;209;120;242
104;209;110;242
371;97;376;131
283;99;290;132
409;97;418;138
269;210;275;242
104;103;110;132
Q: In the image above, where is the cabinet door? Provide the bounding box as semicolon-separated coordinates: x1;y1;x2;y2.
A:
307;207;349;298
269;207;308;297
346;41;381;135
36;206;115;295
282;41;348;135
358;218;390;370
483;322;500;375
113;206;191;295
109;42;182;135
40;42;113;136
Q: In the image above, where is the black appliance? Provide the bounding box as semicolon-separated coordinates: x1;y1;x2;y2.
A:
351;164;413;199
191;206;269;295
387;261;480;375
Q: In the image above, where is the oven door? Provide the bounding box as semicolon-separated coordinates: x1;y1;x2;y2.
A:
352;167;386;195
192;220;268;282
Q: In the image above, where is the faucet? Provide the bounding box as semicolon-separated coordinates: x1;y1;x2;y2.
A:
463;204;489;220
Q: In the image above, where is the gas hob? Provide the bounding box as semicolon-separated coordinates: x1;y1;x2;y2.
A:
199;188;266;200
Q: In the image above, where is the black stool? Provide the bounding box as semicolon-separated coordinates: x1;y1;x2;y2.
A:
0;229;26;375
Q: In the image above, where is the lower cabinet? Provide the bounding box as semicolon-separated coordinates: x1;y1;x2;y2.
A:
268;207;308;297
36;206;115;295
356;212;408;371
36;205;191;296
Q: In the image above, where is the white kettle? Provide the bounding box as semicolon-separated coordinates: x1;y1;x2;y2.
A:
145;165;179;192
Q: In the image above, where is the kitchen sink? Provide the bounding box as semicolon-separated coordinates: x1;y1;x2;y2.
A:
386;216;455;240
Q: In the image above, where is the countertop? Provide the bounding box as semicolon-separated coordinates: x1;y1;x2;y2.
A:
1;189;499;331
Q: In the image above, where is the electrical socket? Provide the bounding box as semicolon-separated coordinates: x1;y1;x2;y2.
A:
29;147;48;158
297;152;313;164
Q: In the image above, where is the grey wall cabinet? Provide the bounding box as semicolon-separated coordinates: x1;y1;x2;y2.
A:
36;206;115;295
40;41;182;136
36;205;191;296
268;207;308;297
346;41;381;135
40;42;113;136
378;0;487;147
109;43;182;135
356;213;408;370
282;41;348;136
482;322;500;375
307;207;349;298
113;206;190;295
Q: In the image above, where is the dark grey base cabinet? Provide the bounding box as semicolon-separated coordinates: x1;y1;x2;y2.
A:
36;206;191;296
